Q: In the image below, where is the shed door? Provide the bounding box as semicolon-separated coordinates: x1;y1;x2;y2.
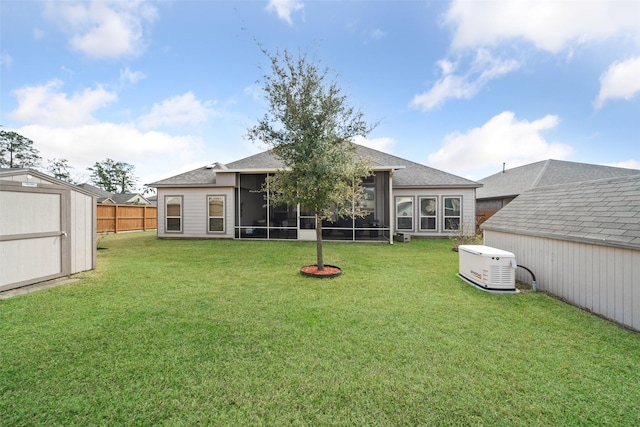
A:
0;186;71;291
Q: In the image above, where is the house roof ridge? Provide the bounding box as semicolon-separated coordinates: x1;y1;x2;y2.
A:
481;173;640;251
528;170;640;191
531;159;552;188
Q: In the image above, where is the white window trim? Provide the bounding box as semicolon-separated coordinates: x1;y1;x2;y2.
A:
443;196;462;232
207;195;226;233
419;196;438;232
395;196;414;232
165;195;183;233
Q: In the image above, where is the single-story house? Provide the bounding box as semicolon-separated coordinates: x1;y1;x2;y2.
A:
77;183;115;204
476;159;639;226
110;193;151;205
0;168;96;292
150;145;481;243
481;174;640;331
77;183;151;205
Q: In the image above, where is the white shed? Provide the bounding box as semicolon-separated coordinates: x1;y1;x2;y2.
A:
0;169;96;292
481;174;640;331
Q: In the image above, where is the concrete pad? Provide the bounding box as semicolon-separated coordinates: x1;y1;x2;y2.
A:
0;277;80;300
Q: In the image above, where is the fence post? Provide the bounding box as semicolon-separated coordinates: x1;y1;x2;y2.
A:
114;204;119;233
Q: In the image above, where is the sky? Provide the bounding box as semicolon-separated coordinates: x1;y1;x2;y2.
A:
1;0;639;191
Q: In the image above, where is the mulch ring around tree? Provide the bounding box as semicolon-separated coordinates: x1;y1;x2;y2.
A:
300;265;342;278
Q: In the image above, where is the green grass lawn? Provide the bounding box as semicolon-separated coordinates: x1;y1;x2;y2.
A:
2;231;639;426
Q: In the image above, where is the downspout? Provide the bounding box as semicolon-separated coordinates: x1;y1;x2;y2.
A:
389;171;394;244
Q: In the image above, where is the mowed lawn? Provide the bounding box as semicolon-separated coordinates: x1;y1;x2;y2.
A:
1;232;639;426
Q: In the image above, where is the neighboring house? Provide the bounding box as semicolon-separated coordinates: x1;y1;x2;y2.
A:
0;168;96;292
77;183;150;205
481;174;640;331
77;183;115;204
110;193;151;205
476;160;639;226
150;145;481;243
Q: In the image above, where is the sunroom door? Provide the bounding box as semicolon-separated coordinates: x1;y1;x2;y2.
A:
298;204;316;241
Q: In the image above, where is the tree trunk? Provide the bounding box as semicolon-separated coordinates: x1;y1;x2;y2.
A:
315;215;324;270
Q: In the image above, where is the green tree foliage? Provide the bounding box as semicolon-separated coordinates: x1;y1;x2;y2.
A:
247;49;375;270
88;158;138;193
0;130;42;168
47;158;74;182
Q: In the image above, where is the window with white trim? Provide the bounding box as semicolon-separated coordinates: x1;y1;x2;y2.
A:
419;197;437;231
208;195;225;232
444;197;461;231
165;196;182;232
395;196;413;230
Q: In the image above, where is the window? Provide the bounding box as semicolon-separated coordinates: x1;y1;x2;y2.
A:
444;197;461;231
419;197;437;230
165;196;182;232
395;196;413;230
208;195;225;232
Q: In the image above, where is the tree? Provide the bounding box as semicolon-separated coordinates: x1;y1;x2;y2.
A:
0;130;42;168
47;158;74;182
88;158;138;193
247;49;375;270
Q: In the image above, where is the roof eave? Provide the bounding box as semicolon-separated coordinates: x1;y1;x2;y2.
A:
394;183;482;189
481;226;640;252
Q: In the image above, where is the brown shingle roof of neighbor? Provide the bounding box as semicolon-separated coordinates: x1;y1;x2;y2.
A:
481;174;640;250
151;144;481;189
476;159;640;200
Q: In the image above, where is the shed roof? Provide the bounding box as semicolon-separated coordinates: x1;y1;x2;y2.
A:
481;174;640;250
0;168;96;198
476;159;639;200
151;145;480;189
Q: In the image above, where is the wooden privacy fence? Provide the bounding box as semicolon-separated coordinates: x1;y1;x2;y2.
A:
476;209;499;231
97;204;157;233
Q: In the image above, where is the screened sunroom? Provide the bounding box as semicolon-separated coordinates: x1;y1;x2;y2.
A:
234;172;392;241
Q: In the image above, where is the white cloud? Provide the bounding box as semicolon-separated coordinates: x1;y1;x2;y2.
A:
266;0;304;25
444;0;640;53
594;56;640;109
14;123;202;188
120;66;146;84
0;53;12;67
137;92;216;129
604;159;640;170
427;111;573;177
46;0;157;59
369;28;387;41
412;49;520;111
352;135;396;153
9;79;118;127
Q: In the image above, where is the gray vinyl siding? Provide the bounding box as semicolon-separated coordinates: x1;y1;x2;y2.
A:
157;187;235;239
484;230;640;331
393;188;476;237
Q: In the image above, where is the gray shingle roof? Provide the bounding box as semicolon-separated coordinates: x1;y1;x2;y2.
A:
77;183;113;198
111;193;150;204
477;159;639;199
354;145;480;188
481;174;640;250
155;145;480;189
150;165;219;186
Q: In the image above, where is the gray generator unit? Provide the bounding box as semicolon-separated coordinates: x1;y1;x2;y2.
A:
458;245;518;293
